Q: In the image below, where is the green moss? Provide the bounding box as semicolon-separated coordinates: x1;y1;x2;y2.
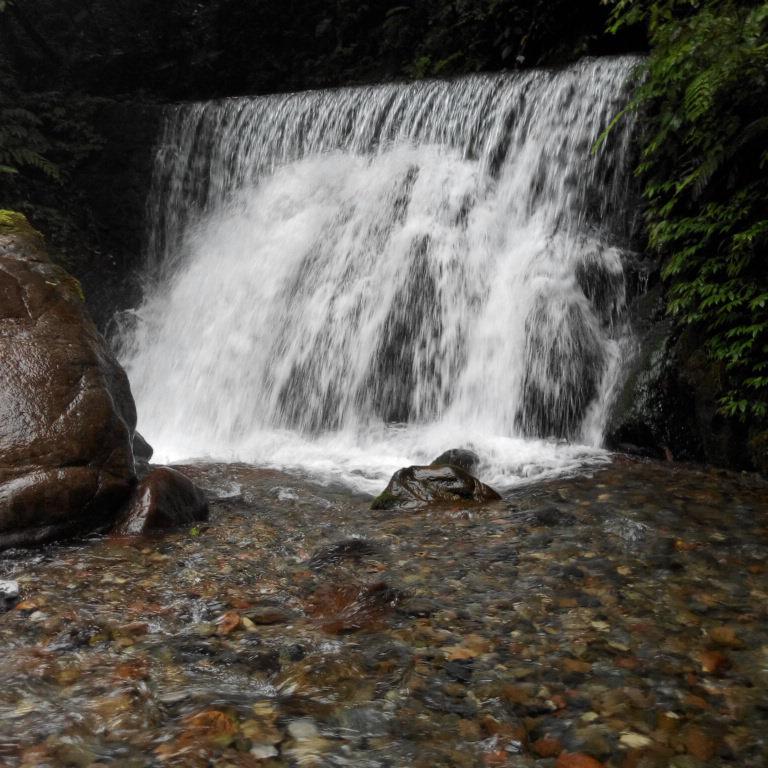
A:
0;210;45;246
370;490;398;511
62;274;86;303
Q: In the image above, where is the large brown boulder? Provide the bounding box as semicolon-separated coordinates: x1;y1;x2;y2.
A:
113;467;209;535
371;465;501;510
0;212;141;549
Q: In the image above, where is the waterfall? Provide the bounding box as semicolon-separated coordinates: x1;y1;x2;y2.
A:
120;56;640;493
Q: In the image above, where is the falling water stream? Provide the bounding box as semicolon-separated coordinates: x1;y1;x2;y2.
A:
121;56;639;492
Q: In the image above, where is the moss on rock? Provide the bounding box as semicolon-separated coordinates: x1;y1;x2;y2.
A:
370;490;398;511
0;210;45;246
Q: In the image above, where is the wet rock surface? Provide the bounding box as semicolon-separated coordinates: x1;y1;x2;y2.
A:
112;467;209;535
0;213;140;550
1;457;768;766
431;448;481;474
0;579;19;612
372;464;502;510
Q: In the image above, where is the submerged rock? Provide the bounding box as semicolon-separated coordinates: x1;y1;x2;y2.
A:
0;212;142;549
113;467;208;535
371;465;501;510
430;448;480;474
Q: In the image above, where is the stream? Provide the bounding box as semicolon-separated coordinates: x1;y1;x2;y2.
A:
1;457;767;767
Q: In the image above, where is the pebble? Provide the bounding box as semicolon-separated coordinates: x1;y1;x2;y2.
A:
287;718;319;740
619;732;653;748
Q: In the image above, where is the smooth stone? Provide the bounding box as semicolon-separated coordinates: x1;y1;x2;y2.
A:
250;744;279;759
287;718;319;739
112;467;208;535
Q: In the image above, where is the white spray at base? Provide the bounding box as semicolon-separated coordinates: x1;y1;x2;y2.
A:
119;57;640;494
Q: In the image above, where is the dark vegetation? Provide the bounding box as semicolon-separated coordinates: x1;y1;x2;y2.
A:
605;0;768;466
0;0;638;324
0;0;765;468
1;1;633;101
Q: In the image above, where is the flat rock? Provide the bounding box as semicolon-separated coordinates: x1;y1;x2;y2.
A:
371;465;501;510
112;467;208;535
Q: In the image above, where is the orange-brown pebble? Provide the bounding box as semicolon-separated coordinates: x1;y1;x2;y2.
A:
533;737;563;757
556;752;605;768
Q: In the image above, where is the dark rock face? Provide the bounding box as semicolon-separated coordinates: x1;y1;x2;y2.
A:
132;431;154;479
430;448;480;474
71;101;163;331
0;213;141;549
371;465;501;510
607;281;757;470
113;467;208;535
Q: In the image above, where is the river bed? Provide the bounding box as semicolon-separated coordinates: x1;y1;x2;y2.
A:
1;457;767;767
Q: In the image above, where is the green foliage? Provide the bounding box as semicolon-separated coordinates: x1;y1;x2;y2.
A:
0;76;60;181
607;0;768;420
0;1;624;100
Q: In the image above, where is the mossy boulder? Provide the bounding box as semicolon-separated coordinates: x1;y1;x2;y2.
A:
0;210;46;246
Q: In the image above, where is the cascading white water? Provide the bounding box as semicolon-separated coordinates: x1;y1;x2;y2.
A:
120;56;639;493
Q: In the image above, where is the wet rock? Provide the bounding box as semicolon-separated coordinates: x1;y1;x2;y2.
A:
246;606;295;625
707;625;742;648
606;301;755;472
0;579;19;611
444;659;473;682
132;431;153;479
306;580;402;633
430;448;480;474
683;726;717;761
531;505;578;527
337;706;390;738
556;752;605;768
112;467;208;535
308;538;382;568
371;465;501;510
699;649;730;674
0;213;141;549
397;596;440;617
533;737;564;757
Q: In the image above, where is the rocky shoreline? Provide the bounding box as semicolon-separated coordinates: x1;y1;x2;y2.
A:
1;458;767;767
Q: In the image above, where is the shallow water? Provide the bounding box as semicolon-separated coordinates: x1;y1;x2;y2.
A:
1;458;767;767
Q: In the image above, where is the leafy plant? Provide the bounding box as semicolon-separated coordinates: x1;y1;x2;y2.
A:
0;104;60;180
606;0;768;419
